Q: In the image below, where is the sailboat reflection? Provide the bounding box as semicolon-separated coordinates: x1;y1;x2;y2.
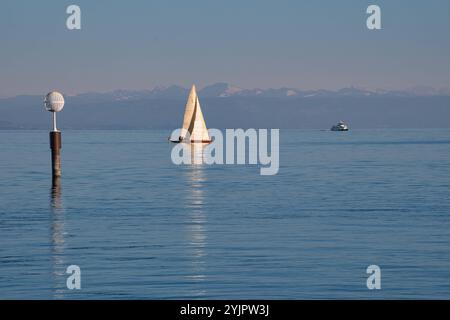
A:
184;144;208;296
50;177;66;298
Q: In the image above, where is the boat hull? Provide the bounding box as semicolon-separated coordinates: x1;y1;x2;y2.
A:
169;138;212;143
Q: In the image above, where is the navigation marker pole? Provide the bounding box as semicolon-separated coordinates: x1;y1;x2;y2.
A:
44;92;65;179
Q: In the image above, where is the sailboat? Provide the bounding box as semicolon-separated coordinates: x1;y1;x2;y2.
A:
171;84;212;143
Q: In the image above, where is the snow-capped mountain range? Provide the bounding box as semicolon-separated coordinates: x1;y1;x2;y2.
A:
1;83;450;129
71;83;450;102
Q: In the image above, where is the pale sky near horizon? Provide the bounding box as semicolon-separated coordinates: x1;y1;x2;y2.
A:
0;0;450;97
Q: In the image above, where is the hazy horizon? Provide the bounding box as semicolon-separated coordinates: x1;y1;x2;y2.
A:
1;82;450;100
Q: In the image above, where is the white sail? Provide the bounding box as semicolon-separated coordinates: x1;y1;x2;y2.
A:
180;85;197;140
179;85;211;143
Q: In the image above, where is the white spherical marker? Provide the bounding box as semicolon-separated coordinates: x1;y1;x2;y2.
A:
44;91;65;132
44;91;65;178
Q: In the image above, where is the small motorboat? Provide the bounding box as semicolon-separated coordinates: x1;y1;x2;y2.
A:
331;121;349;131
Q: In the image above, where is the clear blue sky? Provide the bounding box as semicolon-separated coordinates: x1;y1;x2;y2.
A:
1;0;449;96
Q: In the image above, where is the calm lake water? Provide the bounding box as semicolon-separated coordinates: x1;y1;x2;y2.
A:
1;129;450;299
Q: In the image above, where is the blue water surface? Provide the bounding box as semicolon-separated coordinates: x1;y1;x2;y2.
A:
1;129;450;299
